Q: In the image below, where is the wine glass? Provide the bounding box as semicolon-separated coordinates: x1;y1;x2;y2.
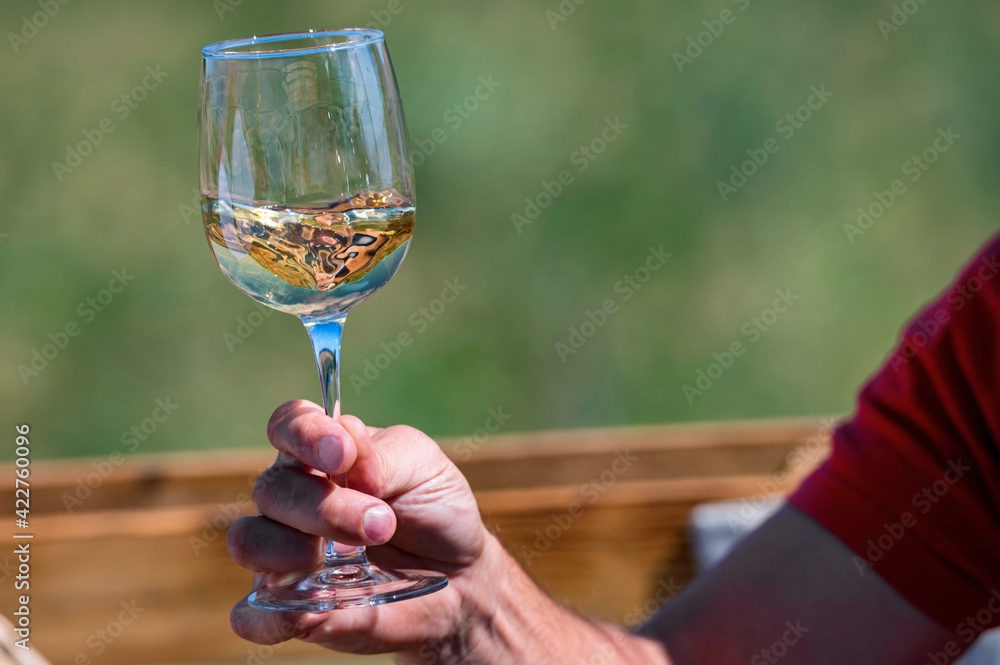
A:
198;29;447;611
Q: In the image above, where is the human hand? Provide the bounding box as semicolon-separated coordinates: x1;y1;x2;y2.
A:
227;400;498;658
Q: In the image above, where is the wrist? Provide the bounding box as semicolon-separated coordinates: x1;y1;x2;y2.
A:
401;531;669;665
397;531;512;665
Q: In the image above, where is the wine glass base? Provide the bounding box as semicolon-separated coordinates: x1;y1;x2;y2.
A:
248;561;448;611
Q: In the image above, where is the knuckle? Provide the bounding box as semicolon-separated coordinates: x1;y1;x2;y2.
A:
226;518;259;569
253;471;278;512
266;414;281;444
231;604;306;645
385;423;421;439
267;399;311;444
230;605;254;641
385;425;446;465
229;610;244;638
226;517;247;557
266;402;294;443
382;424;434;453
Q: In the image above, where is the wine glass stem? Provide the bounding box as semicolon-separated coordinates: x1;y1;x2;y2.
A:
303;315;368;567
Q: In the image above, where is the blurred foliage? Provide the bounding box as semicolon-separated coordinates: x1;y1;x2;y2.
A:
2;0;999;459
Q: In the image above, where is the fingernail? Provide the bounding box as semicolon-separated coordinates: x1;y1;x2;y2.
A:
317;436;342;472
363;505;393;542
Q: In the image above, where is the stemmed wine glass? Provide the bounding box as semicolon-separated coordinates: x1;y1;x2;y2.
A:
198;29;447;610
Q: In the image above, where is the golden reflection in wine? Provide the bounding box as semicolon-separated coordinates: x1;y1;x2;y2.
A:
203;189;414;291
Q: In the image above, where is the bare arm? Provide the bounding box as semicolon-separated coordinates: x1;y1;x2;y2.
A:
641;504;958;664
412;504;957;665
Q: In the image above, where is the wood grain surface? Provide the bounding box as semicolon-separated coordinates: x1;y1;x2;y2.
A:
0;417;832;664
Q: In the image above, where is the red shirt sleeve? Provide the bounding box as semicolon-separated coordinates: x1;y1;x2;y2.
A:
788;233;1000;638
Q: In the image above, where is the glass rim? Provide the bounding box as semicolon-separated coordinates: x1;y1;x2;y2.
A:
202;29;384;60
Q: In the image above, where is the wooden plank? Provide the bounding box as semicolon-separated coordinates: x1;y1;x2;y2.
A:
1;476;773;664
0;418;832;665
1;417;831;515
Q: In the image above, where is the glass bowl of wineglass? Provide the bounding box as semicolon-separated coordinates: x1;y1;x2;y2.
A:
198;29;447;611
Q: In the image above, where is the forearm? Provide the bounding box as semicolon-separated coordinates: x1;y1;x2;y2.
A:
640;506;958;665
400;533;669;665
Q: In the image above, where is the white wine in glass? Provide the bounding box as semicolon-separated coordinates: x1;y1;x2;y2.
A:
199;29;447;611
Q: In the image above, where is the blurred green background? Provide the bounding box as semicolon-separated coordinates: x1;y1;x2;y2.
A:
2;0;998;460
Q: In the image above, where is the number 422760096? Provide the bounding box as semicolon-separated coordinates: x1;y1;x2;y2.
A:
14;424;30;527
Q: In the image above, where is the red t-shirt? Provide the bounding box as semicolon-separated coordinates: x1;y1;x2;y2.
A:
789;233;1000;638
